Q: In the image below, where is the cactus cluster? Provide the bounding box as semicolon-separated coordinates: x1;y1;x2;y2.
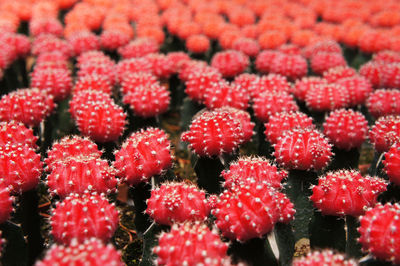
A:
0;0;399;265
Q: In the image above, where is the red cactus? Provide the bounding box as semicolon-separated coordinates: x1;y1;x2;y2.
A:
303;40;342;59
146;182;210;225
358;203;400;264
382;63;400;89
233;73;258;95
145;53;174;79
274;128;333;171
34;60;70;73
32;35;72;57
212;182;295;241
373;50;400;64
166;52;191;73
115;58;152;83
367;89;400;118
291;77;328;102
47;157;118;197
278;44;301;55
0;41;16;69
45;135;102;171
216;107;254;143
76;51;114;69
211;50;250;78
258;30;287;50
100;30;131;51
248;74;290;98
369;115;400;153
310;170;387;216
37;238;123;266
184;67;222;103
322;66;357;83
221;156;287;190
69;90;113;119
186;34;210;54
0;88;55;128
77;63;116;86
0;33;30;58
269;53;308;80
335;76;373;106
118;37;159;59
383;142;400;186
359;61;385;88
323;109;368;150
0;182;13;224
310;52;347;75
305;83;350;112
179;60;208;82
0;121;38;149
73;75;113;95
75;97;126;143
181;110;244;157
204;81;250;110
0;143;42;194
265;111;315;145
0;41;14;66
232;37;260;58
255;50;280;73
293;250;357;266
123;83;170;118
31;68;73;101
120;72;159;95
253;92;299;122
51;193;119;244
154;222;231;266
29;18;63;37
67;31;100;56
36;51;68;65
114;128;172;186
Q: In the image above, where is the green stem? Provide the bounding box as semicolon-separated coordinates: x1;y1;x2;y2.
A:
130;183;152;234
0;221;28;266
20;189;44;265
327;147;360;171
345;215;362;258
378;183;400;205
273;223;295;266
368;152;383;177
228;237;278;266
284;170;316;241
310;111;326;129
256;122;272;159
180;97;202;131
194;156;224;194
97;141;117;161
168;75;184;111
309;211;346;252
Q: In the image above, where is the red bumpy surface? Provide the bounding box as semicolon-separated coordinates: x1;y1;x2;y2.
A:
310;170;387;216
181;110;244;157
323;109;368;150
154;222;231;266
212;182;295;241
146;182;210;225
274;128;333;171
37;238;123;266
114;128;172;185
0;143;42;194
358;203;400;264
293;250;357;266
51;193;119;244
